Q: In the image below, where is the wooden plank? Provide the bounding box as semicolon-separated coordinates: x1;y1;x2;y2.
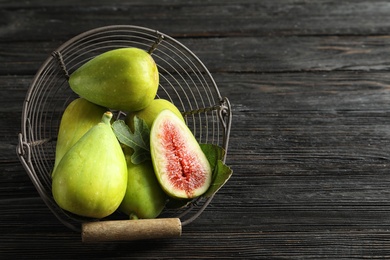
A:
1;0;390;41
2;35;390;75
215;71;390;231
2;198;390;258
189;36;390;72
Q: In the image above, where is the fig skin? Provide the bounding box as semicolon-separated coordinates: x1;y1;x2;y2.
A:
125;98;184;131
69;47;159;112
119;147;168;219
52;112;128;219
53;98;107;175
150;110;212;199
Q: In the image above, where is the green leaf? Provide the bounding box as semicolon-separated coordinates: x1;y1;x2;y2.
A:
112;116;151;164
200;143;233;198
203;161;232;198
200;143;224;171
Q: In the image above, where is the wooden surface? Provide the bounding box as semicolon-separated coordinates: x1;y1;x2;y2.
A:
3;0;390;258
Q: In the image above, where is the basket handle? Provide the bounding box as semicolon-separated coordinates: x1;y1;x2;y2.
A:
81;218;182;242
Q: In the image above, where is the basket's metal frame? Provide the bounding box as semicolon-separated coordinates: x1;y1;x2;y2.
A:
16;25;232;232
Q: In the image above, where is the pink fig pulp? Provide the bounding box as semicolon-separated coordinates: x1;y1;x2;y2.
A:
150;110;212;199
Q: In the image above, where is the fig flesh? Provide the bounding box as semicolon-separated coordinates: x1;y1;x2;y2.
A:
52;112;127;219
69;47;159;112
150;110;212;199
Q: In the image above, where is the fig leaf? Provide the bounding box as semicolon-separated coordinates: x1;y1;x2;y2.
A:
112;116;151;164
200;144;233;198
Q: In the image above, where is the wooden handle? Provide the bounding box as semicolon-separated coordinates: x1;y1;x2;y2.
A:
81;218;182;242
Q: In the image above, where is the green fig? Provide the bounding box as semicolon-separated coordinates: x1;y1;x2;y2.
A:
125;99;184;131
52;112;127;219
68;47;159;112
150;110;212;199
119;147;167;219
53;98;107;174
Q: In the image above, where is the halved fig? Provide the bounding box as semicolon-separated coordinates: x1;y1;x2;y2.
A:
150;110;212;199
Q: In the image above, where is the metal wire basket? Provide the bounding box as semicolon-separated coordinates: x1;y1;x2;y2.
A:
16;25;232;241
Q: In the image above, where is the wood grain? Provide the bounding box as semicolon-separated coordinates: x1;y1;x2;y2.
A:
3;35;390;75
1;0;390;40
3;0;390;258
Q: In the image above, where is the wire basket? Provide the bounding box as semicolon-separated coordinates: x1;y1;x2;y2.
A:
16;25;232;241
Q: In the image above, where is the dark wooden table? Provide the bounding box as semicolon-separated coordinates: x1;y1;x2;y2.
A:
3;0;390;258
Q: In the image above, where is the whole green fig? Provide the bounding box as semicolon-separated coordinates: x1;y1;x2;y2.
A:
53;98;107;174
69;47;159;112
119;147;167;219
125;99;184;131
52;112;127;219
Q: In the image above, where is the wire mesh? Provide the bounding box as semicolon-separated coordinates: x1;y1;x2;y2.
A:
17;25;232;232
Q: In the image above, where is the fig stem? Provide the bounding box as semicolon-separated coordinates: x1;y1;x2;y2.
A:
101;111;113;125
